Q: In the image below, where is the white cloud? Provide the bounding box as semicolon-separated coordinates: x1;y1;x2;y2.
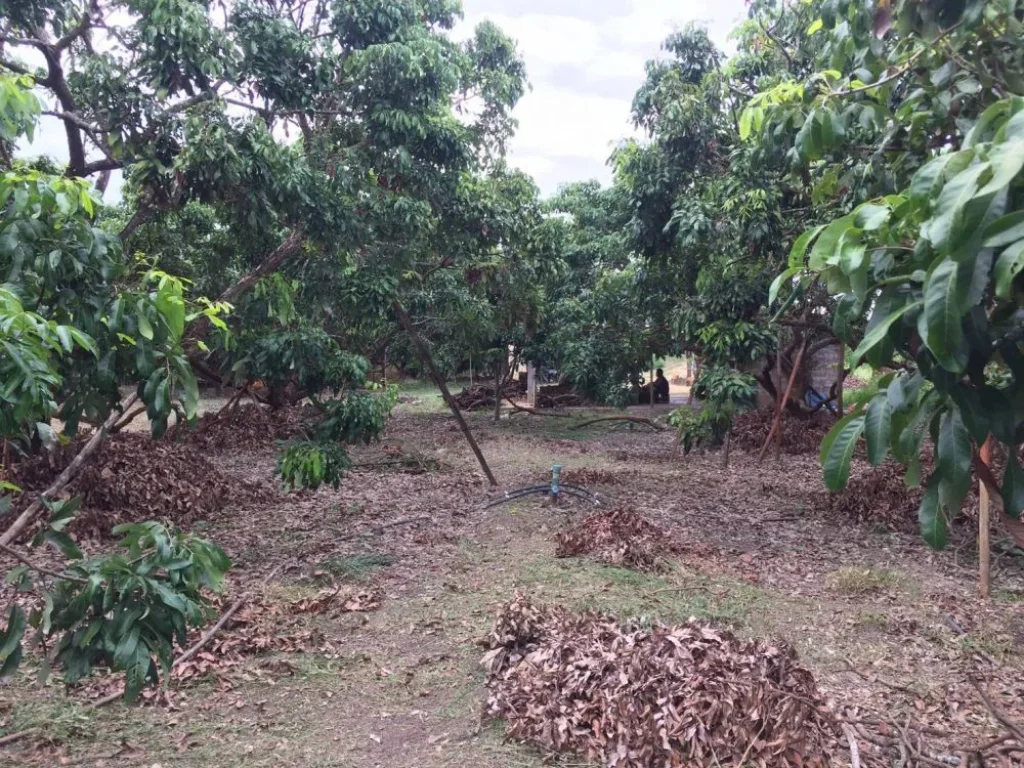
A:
458;0;748;194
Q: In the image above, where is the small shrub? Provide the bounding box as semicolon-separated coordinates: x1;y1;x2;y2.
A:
277;440;352;492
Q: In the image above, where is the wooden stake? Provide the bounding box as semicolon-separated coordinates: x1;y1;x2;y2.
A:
774;332;783;462
834;342;845;417
493;357;502;424
759;340;807;463
979;435;993;598
392;300;497;487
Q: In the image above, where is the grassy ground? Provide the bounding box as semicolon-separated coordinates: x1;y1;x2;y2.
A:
3;382;1023;766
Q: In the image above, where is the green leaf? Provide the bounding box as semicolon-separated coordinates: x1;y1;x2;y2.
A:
910;152;957;203
768;266;800;305
984;211;1024;248
918;478;947;549
864;394;892;466
851;300;921;364
138;313;154;341
965;100;1011;147
854;203;889;231
0;604;25;669
921;162;990;253
807;18;823;34
113;623;141;669
823;414;865;492
977;140;1024;197
739;108;753;140
808;216;854;270
923;260;966;372
44;530;82;560
788;224;825;268
994;239;1024;299
937;408;972;507
123;642;154;703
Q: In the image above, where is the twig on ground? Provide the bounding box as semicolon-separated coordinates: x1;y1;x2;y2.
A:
970;678;1024;745
503;395;572;418
0;729;35;747
841;723;862;768
841;656;923;698
0;542;89;584
571;416;664;431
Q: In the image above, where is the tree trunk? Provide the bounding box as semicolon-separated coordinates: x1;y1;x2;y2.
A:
189;229;305;342
392;300;497;487
721;430;731;469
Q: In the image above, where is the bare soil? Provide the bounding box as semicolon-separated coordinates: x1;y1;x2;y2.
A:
2;383;1023;767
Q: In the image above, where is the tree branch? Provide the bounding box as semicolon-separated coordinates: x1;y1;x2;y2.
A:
0;542;89;584
830;23;962;98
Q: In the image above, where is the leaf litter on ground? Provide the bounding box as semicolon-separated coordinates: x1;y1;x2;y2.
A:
480;591;836;767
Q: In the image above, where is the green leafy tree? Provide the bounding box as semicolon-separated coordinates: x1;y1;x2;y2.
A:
748;0;1024;548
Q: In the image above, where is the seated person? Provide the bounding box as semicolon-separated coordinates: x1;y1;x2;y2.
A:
653;368;670;404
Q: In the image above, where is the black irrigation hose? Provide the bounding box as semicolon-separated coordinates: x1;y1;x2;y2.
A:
481;483;603;510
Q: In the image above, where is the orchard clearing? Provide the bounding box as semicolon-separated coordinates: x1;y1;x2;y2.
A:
2;385;1023;768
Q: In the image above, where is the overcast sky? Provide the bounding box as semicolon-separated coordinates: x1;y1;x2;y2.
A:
22;0;747;200
456;0;747;195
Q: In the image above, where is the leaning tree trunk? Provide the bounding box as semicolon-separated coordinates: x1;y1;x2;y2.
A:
392;300;497;487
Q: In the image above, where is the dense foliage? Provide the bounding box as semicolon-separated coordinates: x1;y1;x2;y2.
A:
747;0;1024;548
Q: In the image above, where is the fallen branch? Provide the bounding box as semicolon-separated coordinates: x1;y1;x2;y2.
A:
335;515;431;542
0;393;139;546
0;729;35;748
841;656;922;698
504;395;572;417
90;563;285;709
571;416;664;431
841;723;862;768
110;405;145;434
970;678;1024;745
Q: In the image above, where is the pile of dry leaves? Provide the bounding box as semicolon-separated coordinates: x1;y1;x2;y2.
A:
481;592;836;767
560;467;621;486
14;433;273;535
554;508;676;572
181;403;316;451
814;460;923;532
731;409;834;455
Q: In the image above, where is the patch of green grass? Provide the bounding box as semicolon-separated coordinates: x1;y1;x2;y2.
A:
826;566;905;595
4;698;93;743
854;611;892;632
993;587;1024;603
396;380;448;414
516;557;764;628
316;552;394;582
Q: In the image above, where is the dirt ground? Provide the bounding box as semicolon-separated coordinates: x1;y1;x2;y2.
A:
2;381;1023;767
